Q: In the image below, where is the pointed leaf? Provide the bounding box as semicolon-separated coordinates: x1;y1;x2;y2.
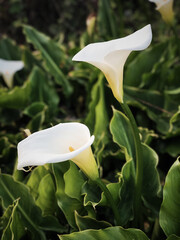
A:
59;226;150;240
23;25;72;96
160;158;180;237
75;211;111;231
0;174;46;239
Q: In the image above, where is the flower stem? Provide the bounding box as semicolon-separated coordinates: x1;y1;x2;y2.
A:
95;178;121;225
120;102;143;227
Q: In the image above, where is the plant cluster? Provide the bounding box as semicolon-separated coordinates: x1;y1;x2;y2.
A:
0;0;180;240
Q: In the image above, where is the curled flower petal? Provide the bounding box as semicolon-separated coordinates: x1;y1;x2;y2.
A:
149;0;174;24
72;24;152;103
17;123;99;180
0;59;24;88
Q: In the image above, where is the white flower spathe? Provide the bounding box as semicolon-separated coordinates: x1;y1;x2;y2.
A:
72;24;152;103
149;0;174;24
0;59;24;88
17;123;99;180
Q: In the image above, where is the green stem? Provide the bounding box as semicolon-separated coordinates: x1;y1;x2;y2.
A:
95;178;121;226
121;102;143;227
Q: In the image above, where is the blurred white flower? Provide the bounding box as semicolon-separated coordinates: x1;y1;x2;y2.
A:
73;24;152;103
17;123;99;180
149;0;174;24
0;59;24;88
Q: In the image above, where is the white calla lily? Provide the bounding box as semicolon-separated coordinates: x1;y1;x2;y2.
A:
0;59;24;88
72;24;152;103
17;123;99;180
149;0;174;24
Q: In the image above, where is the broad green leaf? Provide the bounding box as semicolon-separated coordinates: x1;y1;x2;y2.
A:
110;108;161;220
124;86;164;118
23;25;72;96
141;144;162;215
53;162;84;229
0;37;21;60
22;48;41;70
85;74;109;153
82;181;102;208
59;226;150;240
99;182;120;207
0;174;46;239
27;165;50;199
24;102;46;117
64;162;85;200
8;199;26;240
166;235;180;240
39;215;67;233
28;66;59;117
0;66;59;111
0;80;31;109
0;199;24;240
110;108;135;161
75;211;111;231
25;104;47;132
97;0;117;39
160;158;180;237
117;160;135;225
36;173;58;216
125;42;168;87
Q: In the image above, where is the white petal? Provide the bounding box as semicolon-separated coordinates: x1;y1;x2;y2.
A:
72;25;152;63
0;59;24;87
72;25;152;103
149;0;173;9
17;123;95;169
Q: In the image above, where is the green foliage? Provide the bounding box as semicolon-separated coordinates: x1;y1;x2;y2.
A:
0;1;180;239
160;158;180;237
23;25;72;96
59;226;150;240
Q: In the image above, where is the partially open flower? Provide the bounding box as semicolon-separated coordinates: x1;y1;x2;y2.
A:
72;24;152;103
149;0;174;25
17;123;99;181
0;59;24;88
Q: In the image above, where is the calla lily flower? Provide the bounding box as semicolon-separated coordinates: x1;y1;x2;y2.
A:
17;123;99;181
0;59;24;88
72;24;152;103
149;0;174;24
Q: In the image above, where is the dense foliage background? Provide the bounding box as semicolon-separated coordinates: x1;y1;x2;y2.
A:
0;0;180;239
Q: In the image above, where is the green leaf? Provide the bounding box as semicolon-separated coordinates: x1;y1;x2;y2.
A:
110;108;135;161
59;226;150;240
124;86;164;118
0;37;21;60
125;42;168;87
97;0;118;39
110;108;161;220
53;162;84;229
1;199;25;240
117;160;135;225
23;25;72;96
0;80;31;109
0;174;46;239
24;102;47;132
75;211;111;231
64;162;85;200
36;173;58;216
29;66;59;114
82;180;101;208
27;165;50;199
166;235;180;240
160;158;180;237
141;144;162;215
